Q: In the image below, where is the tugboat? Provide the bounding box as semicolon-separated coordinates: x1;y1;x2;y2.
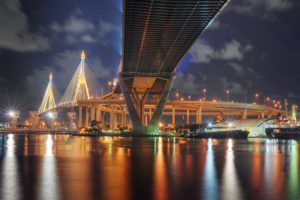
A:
265;112;300;139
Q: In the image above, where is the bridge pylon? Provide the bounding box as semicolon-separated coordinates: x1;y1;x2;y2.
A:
118;73;174;134
38;72;57;113
60;50;93;105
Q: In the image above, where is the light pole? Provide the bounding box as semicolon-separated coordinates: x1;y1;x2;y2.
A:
226;90;230;102
203;88;207;101
176;90;179;100
265;97;270;106
255;93;259;104
107;81;112;93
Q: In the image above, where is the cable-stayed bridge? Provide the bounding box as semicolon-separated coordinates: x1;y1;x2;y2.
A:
35;0;288;134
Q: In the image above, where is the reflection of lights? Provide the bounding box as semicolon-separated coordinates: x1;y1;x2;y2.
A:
45;135;54;156
203;138;218;200
227;139;233;151
2;134;21;200
221;139;243;199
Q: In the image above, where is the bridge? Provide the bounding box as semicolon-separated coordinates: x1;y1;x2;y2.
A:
29;49;286;132
31;0;290;133
118;0;230;133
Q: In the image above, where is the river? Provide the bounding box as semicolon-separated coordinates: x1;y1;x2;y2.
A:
0;134;299;200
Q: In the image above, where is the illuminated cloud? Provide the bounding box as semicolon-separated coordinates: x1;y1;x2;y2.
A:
233;0;294;19
190;39;252;64
50;12;118;45
0;0;50;52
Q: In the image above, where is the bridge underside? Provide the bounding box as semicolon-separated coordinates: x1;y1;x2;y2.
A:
120;0;229;134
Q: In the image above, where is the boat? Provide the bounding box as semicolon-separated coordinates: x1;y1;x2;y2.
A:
185;122;249;139
265;127;300;139
186;130;249;139
265;112;300;139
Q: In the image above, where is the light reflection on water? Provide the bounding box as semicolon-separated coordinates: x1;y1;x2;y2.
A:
0;134;299;200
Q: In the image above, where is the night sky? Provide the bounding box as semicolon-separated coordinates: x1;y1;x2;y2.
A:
1;0;300;114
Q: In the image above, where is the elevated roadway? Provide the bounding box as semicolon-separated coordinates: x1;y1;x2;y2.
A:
119;0;230;133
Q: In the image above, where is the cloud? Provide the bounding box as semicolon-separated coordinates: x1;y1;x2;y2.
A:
233;0;294;19
190;39;252;64
0;0;50;52
229;63;255;76
50;12;118;45
219;77;246;94
50;15;95;33
173;72;205;96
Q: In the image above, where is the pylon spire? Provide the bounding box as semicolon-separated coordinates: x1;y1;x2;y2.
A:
38;72;56;113
60;51;91;104
81;50;86;60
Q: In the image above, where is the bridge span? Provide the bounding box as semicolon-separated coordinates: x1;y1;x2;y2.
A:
118;0;230;133
74;93;283;130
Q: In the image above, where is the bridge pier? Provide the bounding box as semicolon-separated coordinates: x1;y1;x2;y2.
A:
79;106;83;127
196;107;202;124
91;106;95;121
147;78;174;134
172;107;175;127
119;74;174;134
85;107;89;127
187;110;190;125
96;106;102;122
242;109;248;120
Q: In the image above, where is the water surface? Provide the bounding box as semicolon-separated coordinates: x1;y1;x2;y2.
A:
0;134;299;200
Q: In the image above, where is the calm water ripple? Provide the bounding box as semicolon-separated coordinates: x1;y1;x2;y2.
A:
0;134;299;200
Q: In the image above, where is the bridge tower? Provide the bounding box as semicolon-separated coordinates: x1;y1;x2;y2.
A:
38;72;57;113
60;50;91;104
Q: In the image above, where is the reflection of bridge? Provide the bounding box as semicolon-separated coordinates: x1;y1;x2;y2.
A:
37;0;286;133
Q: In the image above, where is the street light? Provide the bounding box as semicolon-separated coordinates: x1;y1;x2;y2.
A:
255;93;259;104
188;95;191;100
107;81;112;93
176;90;179;100
8;111;15;118
47;112;54;119
203;88;207;100
226;90;230;102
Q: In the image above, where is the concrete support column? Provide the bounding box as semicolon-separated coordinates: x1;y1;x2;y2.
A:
121;110;126;127
145;114;148;126
85;107;89;127
172;107;175;126
119;76;143;131
110;106;116;130
198;107;202;124
187;110;190;125
91;106;95;120
242;109;248;120
261;112;265;119
148;77;174;134
79;106;83;127
96;106;102;122
149;108;152;119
